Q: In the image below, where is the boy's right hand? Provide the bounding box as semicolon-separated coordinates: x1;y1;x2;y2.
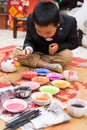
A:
49;43;58;55
22;48;31;57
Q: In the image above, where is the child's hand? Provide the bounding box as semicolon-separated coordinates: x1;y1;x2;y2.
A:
49;43;58;55
22;48;31;57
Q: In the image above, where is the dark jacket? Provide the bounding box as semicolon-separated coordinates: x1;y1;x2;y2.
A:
59;0;84;10
23;13;79;54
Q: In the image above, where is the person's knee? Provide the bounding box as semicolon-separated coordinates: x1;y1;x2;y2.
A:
63;49;73;66
28;53;40;68
64;50;73;65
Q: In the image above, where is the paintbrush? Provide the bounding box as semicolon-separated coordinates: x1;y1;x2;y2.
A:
7;109;31;124
9;112;40;130
4;110;40;130
4;112;40;130
25;48;31;71
6;110;37;126
9;80;16;86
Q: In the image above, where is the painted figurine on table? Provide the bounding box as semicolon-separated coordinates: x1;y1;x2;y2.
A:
0;52;20;72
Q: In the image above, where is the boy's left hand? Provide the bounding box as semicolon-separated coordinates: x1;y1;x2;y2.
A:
49;43;58;55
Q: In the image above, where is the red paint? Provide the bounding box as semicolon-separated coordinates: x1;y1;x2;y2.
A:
68;70;74;79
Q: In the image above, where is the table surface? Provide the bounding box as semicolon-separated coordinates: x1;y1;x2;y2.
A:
0;108;87;130
0;115;87;130
1;87;87;130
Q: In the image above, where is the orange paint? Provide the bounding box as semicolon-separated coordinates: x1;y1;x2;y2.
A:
35;93;50;100
54;82;67;87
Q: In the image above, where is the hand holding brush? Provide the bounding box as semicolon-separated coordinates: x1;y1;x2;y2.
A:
22;48;31;57
22;48;31;70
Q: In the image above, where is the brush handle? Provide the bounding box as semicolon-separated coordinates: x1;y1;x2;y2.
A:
4;110;40;130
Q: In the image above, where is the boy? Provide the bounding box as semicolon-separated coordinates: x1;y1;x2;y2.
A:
13;2;79;73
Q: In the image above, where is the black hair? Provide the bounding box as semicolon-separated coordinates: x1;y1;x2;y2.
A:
33;2;60;26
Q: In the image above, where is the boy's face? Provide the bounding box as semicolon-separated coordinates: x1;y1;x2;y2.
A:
34;23;59;38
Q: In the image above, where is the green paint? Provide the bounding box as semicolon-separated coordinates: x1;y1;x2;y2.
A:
41;87;58;94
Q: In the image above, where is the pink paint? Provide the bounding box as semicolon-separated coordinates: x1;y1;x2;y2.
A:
7;103;24;111
21;81;40;90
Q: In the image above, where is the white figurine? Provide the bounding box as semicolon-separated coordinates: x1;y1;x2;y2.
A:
63;70;78;82
0;52;19;72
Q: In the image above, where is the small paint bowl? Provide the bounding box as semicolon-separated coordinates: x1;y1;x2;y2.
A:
31;92;52;106
47;73;63;80
31;76;49;85
67;98;87;117
3;99;27;113
21;81;40;91
39;85;60;95
14;86;31;98
34;68;50;75
52;80;70;89
21;71;38;79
